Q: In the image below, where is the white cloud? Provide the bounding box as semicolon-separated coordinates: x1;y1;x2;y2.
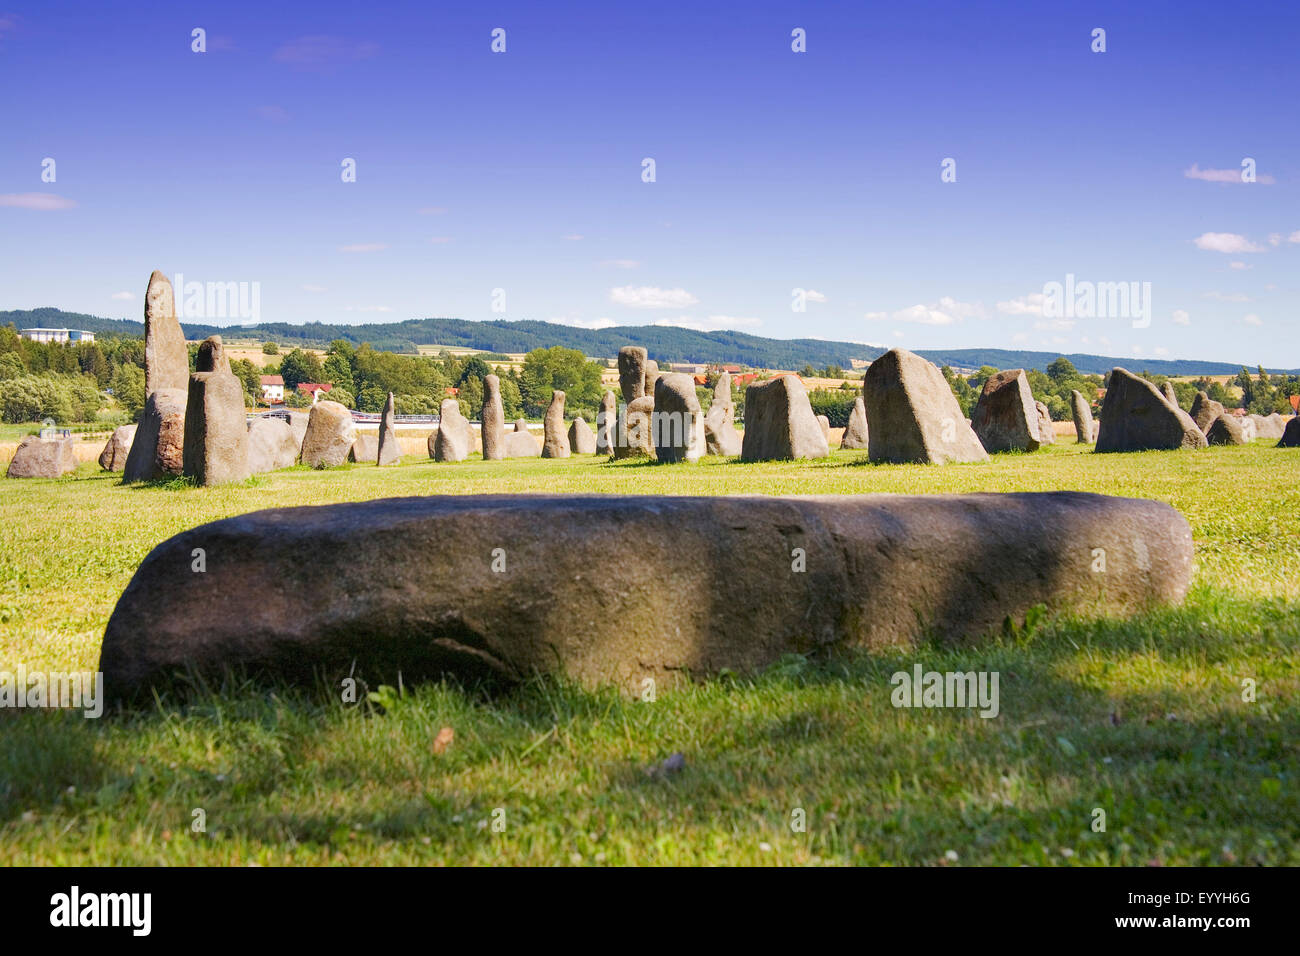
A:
110;291;135;301
0;192;77;210
1242;313;1263;326
1268;233;1283;247
866;297;985;327
609;285;699;308
1193;232;1265;254
338;243;387;253
863;311;888;321
566;317;617;330
805;289;828;304
652;315;761;332
600;259;641;269
302;284;327;293
1203;291;1252;303
1184;163;1275;185
1229;261;1252;270
1289;231;1300;244
1171;309;1190;326
344;305;393;313
997;293;1046;316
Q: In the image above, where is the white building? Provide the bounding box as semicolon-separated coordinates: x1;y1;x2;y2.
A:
260;375;285;403
20;328;96;344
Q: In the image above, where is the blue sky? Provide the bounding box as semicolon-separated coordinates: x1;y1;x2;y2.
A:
2;0;1298;365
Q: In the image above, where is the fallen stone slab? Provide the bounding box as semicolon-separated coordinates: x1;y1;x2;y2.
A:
1096;368;1207;453
6;435;76;478
98;424;137;471
862;349;988;464
99;491;1193;697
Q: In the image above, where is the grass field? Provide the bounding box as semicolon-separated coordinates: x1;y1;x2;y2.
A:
1;443;1298;865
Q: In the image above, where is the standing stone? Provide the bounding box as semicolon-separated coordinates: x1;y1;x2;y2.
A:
568;417;596;455
1160;381;1180;407
300;400;357;468
481;375;505;461
1190;391;1226;434
1070;390;1095;445
1250;414;1285;440
288;411;309;451
6;435;75;478
377;392;400;466
349;434;379;463
123;388;187;481
432;399;472;462
144;270;189;396
1190;391;1244;445
1095;368;1207;452
654;373;705;463
246;417;298;473
1035;402;1055;445
1238;416;1257;442
617;396;656;459
816;415;832;446
862;349;988;464
970;369;1041;453
704;379;742;457
618;347;647;404
183;336;250;486
741;375;830;461
1278;417;1300;447
98;424;137;471
840;396;870;450
542;391;571;458
504;419;541;457
643;360;661;401
595;391;617;455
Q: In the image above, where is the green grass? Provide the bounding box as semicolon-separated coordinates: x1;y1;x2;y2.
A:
1;442;1298;865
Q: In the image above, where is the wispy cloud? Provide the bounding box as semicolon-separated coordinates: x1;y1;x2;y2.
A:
1193;232;1265;253
866;297;985;326
338;243;387;253
600;259;641;269
804;289;828;304
552;316;617;330
1172;309;1190;326
1242;313;1263;327
273;35;378;70
1228;261;1252;270
1184;163;1275;185
111;291;135;301
0;192;77;210
609;285;699;308
996;292;1046;316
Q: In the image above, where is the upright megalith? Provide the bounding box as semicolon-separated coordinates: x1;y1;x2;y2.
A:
98;424;137;471
481;375;506;461
542;391;571;458
1278;417;1300;447
816;415;832;445
862;349;988;464
1239;416;1258;442
504;419;541;457
1035;402;1056;445
143;270;189;395
741;375;829;461
568;417;596;455
595;391;617;455
643;360;661;400
617;396;656;459
704;372;741;456
1160;381;1180;408
432;399;472;462
840;396;869;450
654;373;705;463
1190;391;1244;445
1095;368;1207;453
618;347;648;404
246;417;298;473
349;434;379;463
123;389;187;481
1071;390;1095;444
970;369;1041;453
183;336;250;486
301;400;357;468
377;392;400;466
6;435;75;479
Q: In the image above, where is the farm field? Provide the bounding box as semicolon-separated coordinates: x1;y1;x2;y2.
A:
0;443;1297;865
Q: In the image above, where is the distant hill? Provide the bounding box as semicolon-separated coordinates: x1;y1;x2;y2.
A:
3;308;1295;377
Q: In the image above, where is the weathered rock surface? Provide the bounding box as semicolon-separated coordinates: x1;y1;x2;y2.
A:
741;376;829;461
816;415;832;445
1190;391;1226;435
653;373;705;463
1071;390;1095;445
1238;416;1257;442
862;349;988;464
246;418;298;473
616;395;656;459
99;492;1196;697
1279;417;1300;447
143;270;189;395
1035;402;1056;445
349;434;379;463
481;376;505;461
595;391;617;455
1160;381;1180;407
432;399;472;462
840;397;869;450
971;369;1041;453
98;424;137;471
504;423;541;457
123;388;187;481
377;392;400;466
1204;415;1245;445
618;347;647;404
183;337;250;486
1095;369;1208;453
300;401;357;468
643;360;661;401
6;435;75;478
1251;414;1286;440
568;417;596;455
542;391;570;458
704;400;742;457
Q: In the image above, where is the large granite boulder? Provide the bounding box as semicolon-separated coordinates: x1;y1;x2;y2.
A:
595;391;617;455
1071;390;1095;444
300;401;357;468
741;376;829;461
1190;392;1245;445
542;391;570;458
862;349;988;464
143;270;189;395
568;417;596;455
1251;414;1286;440
123;388;187;481
653;373;705;463
481;376;505;461
618;347;647;404
970;369;1041;453
183;337;250;486
1095;369;1208;453
504;420;541;458
100;491;1195;697
616;395;656;459
704;401;742;456
98;424;136;471
246;418;298;473
1190;391;1226;435
1278;417;1300;447
840;396;869;450
6;435;75;478
431;399;472;462
377;392;400;466
1035;402;1055;445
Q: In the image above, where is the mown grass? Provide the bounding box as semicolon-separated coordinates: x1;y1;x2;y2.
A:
1;442;1298;865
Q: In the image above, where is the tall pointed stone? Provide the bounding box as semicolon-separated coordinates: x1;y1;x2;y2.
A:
840;396;869;450
618;347;647;404
1070;390;1095;444
595;391;617;455
481;374;505;461
144;270;189;395
542;390;570;458
1095;368;1207;452
377;391;400;465
432;399;472;462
